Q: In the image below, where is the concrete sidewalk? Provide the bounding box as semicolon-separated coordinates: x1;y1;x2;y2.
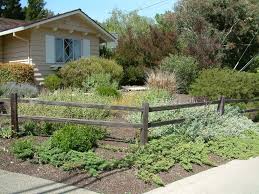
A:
144;157;259;194
0;170;98;194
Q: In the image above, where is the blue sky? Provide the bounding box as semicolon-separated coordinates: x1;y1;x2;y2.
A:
20;0;177;22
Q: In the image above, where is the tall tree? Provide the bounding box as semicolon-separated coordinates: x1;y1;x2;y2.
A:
0;0;25;20
25;0;53;21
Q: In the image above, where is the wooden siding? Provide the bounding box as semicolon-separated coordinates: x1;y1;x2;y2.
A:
2;31;30;63
30;14;100;83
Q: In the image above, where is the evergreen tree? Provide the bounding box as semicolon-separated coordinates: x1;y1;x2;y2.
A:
0;0;25;20
25;0;53;21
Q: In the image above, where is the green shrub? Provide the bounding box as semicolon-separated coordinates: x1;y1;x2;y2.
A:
11;139;35;159
0;63;34;84
22;121;62;136
190;68;259;100
82;73;118;92
0;82;38;98
130;104;259;140
95;86;121;98
44;74;62;91
51;125;106;152
120;66;146;86
161;54;199;93
0;128;12;139
59;57;123;88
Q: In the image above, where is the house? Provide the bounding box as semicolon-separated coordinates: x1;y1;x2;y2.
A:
0;9;116;84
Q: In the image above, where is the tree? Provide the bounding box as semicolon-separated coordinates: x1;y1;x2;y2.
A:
25;0;53;21
0;0;25;20
103;8;154;36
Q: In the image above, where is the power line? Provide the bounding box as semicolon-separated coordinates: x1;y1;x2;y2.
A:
135;0;171;12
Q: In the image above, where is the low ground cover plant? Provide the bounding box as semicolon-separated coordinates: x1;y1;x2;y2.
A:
0;63;34;84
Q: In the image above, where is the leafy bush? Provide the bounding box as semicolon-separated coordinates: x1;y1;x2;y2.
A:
59;57;123;88
82;73;118;92
95;86;121;98
161;54;199;93
190;68;259;100
11;139;35;159
146;70;177;94
130;104;259;140
0;82;38;98
44;74;62;91
22;121;62;136
120;66;146;86
51;125;106;152
0;63;34;84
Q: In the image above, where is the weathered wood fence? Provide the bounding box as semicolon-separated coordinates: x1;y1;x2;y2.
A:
0;93;259;145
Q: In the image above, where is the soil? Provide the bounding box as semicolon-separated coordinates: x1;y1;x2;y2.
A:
0;127;227;194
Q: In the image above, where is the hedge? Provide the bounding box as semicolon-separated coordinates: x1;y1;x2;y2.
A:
0;63;34;84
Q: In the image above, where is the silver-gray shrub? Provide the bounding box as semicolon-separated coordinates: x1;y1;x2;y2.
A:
0;82;38;98
130;104;259;140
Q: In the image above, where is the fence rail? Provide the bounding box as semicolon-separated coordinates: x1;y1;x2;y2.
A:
0;93;259;145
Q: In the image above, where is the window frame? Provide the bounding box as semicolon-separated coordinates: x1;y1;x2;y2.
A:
55;37;82;64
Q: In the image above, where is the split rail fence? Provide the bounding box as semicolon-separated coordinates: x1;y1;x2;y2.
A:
0;94;259;145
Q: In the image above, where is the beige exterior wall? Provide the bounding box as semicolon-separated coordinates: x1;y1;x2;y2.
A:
30;14;100;83
2;31;30;64
0;14;102;84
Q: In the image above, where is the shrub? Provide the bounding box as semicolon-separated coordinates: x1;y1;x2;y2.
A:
120;66;146;86
82;73;118;92
0;82;38;98
0;128;12;139
130;104;259;140
95;86;121;98
51;125;106;152
22;121;62;136
11;139;35;159
160;54;199;93
59;57;123;88
0;63;34;84
44;74;62;91
146;70;177;94
190;68;259;100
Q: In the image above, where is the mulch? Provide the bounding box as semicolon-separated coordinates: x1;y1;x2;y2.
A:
0;126;226;194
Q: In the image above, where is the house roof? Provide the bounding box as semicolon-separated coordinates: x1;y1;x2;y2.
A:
0;9;116;42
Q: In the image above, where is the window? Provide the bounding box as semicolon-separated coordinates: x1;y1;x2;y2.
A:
55;38;82;63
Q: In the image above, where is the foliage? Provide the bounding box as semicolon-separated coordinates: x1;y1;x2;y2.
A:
18;89;113;120
59;57;123;88
0;128;12;139
161;54;199;93
36;141;113;176
11;139;35;160
0;63;34;84
146;70;177;94
82;73;118;92
24;0;53;21
119;135;211;185
208;130;259;159
51;125;106;152
130;103;259;140
103;8;154;36
0;0;24;20
95;86;121;98
0;82;38;98
44;74;62;91
22;121;62;136
120;66;146;86
190;68;259;100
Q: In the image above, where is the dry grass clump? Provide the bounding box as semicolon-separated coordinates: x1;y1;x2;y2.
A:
146;70;177;94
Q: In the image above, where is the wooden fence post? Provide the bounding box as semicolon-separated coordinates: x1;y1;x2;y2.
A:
10;93;19;132
217;96;225;116
141;102;149;145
